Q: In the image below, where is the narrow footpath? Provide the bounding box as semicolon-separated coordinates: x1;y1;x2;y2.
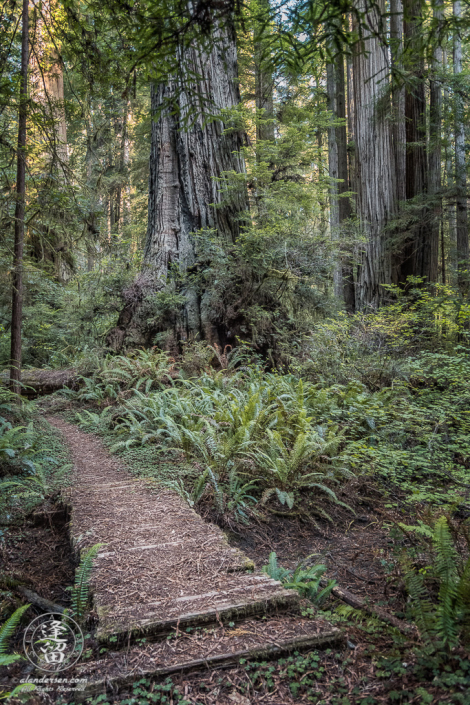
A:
48;417;342;700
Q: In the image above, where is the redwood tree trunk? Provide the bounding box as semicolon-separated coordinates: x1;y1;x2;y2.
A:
429;0;443;285
353;0;397;308
10;0;29;394
454;0;468;292
390;0;406;207
327;50;354;311
108;13;247;351
398;0;438;285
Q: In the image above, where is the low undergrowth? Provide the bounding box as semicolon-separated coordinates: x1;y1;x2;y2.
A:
65;343;470;528
1;289;470;703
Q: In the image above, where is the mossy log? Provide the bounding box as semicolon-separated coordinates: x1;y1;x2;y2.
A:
0;368;78;397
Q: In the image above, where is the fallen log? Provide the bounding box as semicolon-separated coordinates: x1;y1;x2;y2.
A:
0;368;78;397
15;586;67;614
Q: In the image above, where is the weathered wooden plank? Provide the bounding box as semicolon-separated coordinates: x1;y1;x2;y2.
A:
76;621;344;702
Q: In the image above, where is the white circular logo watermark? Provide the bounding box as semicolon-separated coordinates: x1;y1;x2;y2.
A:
23;613;84;672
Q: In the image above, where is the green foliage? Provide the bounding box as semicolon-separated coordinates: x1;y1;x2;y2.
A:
163;468;258;525
401;516;470;650
0;603;29;666
262;552;336;606
253;426;351;513
0;605;37;703
70;544;105;624
72;349;175;403
80;367;354;520
85;676;191;705
0;419;38;474
1;462;72;503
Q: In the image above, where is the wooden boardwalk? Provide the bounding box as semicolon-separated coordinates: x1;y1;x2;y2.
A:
49;417;343;698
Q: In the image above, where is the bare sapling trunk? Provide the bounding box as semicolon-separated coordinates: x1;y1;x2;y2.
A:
10;0;29;394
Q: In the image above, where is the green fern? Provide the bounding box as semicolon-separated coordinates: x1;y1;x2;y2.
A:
0;604;30;666
262;552;335;605
262;551;291;582
71;543;104;623
0;605;34;703
402;516;470;650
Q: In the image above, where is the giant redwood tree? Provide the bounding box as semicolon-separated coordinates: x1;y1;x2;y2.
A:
108;6;248;351
352;0;398;308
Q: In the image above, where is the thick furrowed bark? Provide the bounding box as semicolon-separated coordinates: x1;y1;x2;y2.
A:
353;0;397;308
107;13;248;351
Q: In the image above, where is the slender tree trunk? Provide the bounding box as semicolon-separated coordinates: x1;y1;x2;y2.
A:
43;48;67;166
117;99;130;229
327;51;354;311
85;100;99;271
390;0;406;205
254;0;274;143
453;0;468;291
429;0;443;286
346;45;355;198
108;13;248;351
10;0;29;394
29;0;71;280
443;48;457;282
353;0;397;308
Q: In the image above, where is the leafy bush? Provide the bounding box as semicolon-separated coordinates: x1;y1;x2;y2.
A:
163;468;258;525
90;369;354;519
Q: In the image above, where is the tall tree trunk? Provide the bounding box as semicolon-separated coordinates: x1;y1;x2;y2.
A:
254;0;274;143
10;0;29;394
353;0;397;308
443;49;457;283
327;51;354;311
390;0;406;206
453;0;468;292
428;0;443;286
85;99;99;271
115;99;130;230
107;13;248;351
398;0;437;284
29;0;71;280
43;45;67;166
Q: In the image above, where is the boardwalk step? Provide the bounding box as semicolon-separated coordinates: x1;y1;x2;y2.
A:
76;615;344;701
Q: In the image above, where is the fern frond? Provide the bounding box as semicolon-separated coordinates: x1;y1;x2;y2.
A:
0;604;30;655
71;543;105;623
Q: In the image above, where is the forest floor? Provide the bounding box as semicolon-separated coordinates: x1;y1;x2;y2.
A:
3;407;467;705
